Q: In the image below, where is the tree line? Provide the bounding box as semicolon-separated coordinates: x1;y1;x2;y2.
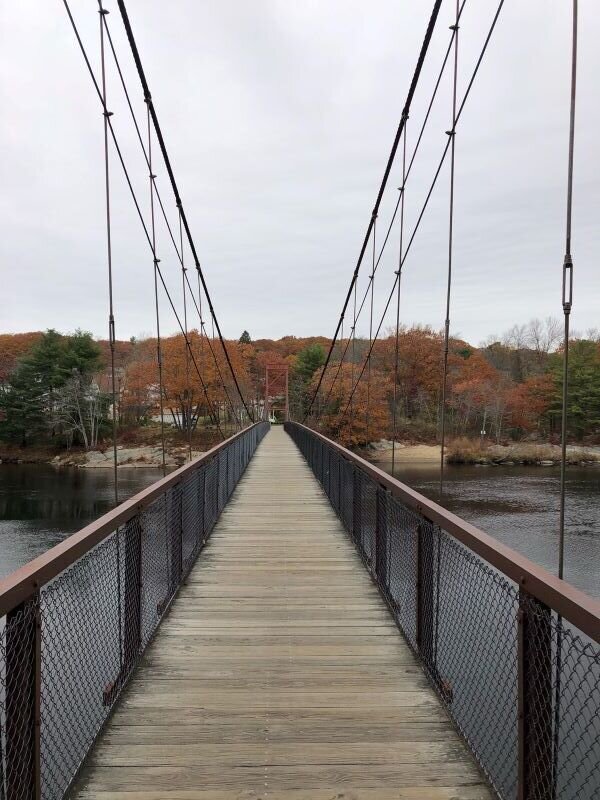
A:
0;318;599;451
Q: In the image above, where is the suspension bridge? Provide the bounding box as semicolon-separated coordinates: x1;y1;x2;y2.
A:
1;1;599;800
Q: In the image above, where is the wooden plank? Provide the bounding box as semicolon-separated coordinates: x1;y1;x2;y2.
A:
73;426;492;799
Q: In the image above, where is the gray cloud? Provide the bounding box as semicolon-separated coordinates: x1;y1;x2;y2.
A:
1;1;598;345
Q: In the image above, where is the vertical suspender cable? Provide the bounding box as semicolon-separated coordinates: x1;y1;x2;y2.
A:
303;0;444;423
439;1;460;498
392;118;408;474
117;0;254;423
196;270;206;428
147;106;167;476
179;209;193;461
99;1;122;673
338;317;345;432
558;0;577;581
554;11;577;792
366;217;377;445
350;281;357;441
99;4;119;506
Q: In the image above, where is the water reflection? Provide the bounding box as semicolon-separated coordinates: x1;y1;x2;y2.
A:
0;465;165;579
385;462;600;598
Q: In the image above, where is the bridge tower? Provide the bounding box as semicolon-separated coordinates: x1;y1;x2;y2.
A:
265;363;289;422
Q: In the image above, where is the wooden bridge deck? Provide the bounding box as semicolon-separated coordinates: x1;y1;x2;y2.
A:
75;426;492;800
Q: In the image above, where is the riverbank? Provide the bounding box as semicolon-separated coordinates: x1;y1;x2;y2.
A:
367;439;600;466
0;442;202;468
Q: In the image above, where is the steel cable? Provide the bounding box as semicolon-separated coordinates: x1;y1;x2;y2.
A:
147;106;168;476
100;8;242;433
315;4;466;419
98;3;119;504
554;5;578;795
179;210;193;461
62;0;225;439
439;0;460;498
335;0;506;427
116;0;254;422
303;0;444;421
391;120;408;473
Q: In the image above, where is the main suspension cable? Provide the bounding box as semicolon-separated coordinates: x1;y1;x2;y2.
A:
303;0;444;422
439;0;460;498
316;5;465;418
336;0;506;426
182;269;242;430
116;0;254;422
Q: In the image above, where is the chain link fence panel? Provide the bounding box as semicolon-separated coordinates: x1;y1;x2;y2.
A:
0;422;269;800
286;421;600;800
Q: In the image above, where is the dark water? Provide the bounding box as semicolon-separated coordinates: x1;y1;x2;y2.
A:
0;464;165;579
385;462;600;599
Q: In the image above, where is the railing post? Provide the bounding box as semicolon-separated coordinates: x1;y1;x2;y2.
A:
375;487;388;593
5;595;41;800
168;483;183;595
123;517;142;673
216;452;221;513
337;455;342;517
200;467;206;545
226;447;230;499
352;467;362;548
416;523;435;671
518;587;555;800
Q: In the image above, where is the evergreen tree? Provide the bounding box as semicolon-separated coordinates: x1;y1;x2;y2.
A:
239;330;252;344
548;340;600;438
0;330;104;446
0;360;46;444
295;344;325;383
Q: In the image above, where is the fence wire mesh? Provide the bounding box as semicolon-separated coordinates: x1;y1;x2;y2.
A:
285;421;600;800
0;422;268;800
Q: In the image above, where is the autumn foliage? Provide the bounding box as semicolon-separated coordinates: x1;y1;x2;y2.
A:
1;319;599;451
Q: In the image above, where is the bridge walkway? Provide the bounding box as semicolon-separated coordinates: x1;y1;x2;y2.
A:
75;426;492;799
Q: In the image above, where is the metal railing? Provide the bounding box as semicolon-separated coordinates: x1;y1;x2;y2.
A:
285;421;600;800
0;421;269;800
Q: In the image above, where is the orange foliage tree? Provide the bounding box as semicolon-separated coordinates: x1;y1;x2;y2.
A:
312;362;390;448
506;374;555;434
0;332;43;383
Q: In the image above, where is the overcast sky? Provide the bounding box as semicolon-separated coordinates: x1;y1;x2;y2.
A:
1;1;598;346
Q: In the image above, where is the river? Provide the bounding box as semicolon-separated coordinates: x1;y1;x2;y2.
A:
1;461;599;599
382;460;600;598
0;464;165;579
